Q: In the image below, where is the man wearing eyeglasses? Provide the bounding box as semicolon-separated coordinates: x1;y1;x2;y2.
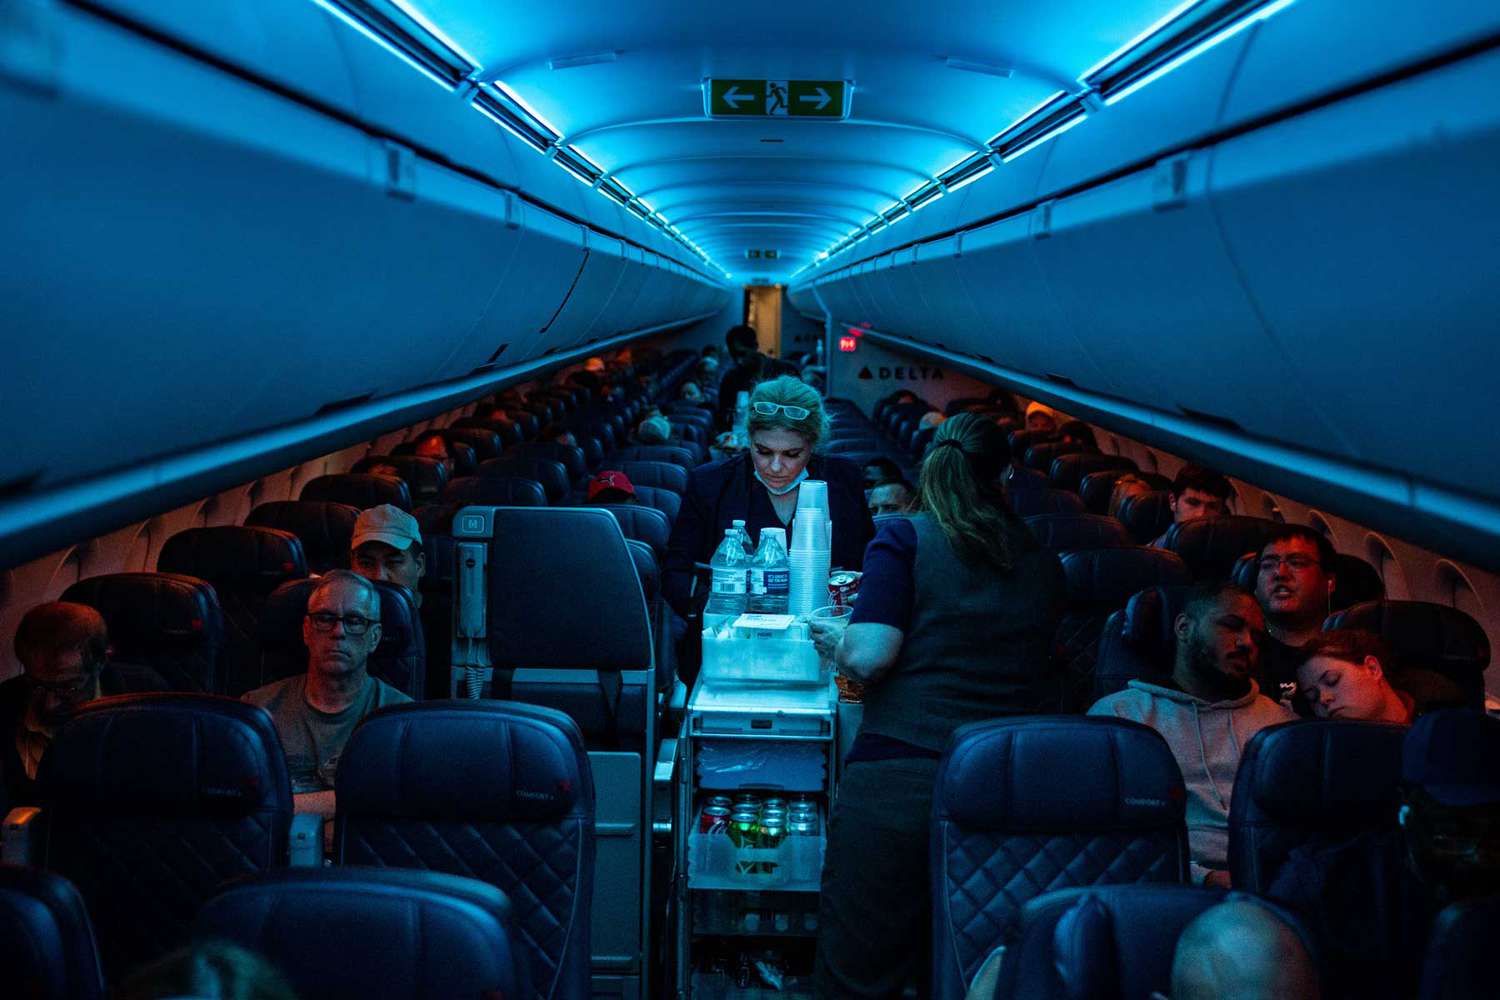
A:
1253;525;1339;699
1;602;166;809
242;571;410;819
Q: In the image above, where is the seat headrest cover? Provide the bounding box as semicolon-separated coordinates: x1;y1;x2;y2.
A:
1122;585;1194;651
300;473;413;512
157;526;307;588
61;572;223;650
245;501;359;568
41;694;292;814
1239;720;1405;823
442;474;547;507
1325;600;1490;675
937;717;1185;831
1061;548;1193;608
600;504;671;554
0;864;107;1000
337;701;591;821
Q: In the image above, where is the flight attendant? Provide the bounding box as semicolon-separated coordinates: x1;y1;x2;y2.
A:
810;413;1067;999
664;376;874;618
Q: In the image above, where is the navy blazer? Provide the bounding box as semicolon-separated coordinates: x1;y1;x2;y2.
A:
664;452;876;615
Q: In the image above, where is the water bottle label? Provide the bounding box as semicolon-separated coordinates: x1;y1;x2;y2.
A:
749;568;766;595
765;569;789;594
713;574;746;595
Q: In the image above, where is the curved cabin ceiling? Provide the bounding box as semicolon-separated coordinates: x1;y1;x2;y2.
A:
408;0;1187;281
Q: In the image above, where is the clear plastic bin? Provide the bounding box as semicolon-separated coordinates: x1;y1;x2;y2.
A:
688;827;826;892
700;629;825;687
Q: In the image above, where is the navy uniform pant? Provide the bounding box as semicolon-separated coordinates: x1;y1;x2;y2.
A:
814;757;939;999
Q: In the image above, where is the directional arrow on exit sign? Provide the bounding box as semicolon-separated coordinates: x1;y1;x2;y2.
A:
705;79;850;119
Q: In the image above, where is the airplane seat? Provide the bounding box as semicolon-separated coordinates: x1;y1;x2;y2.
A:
1005;488;1088;519
932;716;1189;1000
60;572;225;693
1091;584;1194;702
1003;465;1050;492
1078;470;1172;515
412;502;458;596
156;526;308;696
300;473;413;512
1006;429;1060;457
508;442;588;487
441;474;548;507
195;868;530;1000
667;419;706;446
441;425;504;461
1322;600;1490;709
479;457;569;504
258;578;425;699
995;883;1227;1000
910;425;936;458
632;485;683;523
1420;896;1500;1000
452;414;524;449
1054;549;1193;712
1023;440;1086;473
29;694;292;978
1162;516;1280;582
1115;491;1175;546
664;408;711;432
1022;512;1131;550
245;499;360;575
1050;453;1138;494
1228;719;1406;893
334;701;591;1000
625;539;661;604
1230;550;1386;610
584;419;619;453
824;437;883;455
0;864;107;1000
594;503;672;559
614;444;696;472
612;459;689;497
351;455;449;504
393;439;477;477
569;431;606;471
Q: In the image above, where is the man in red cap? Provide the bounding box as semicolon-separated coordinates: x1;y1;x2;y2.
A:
588;470;638;505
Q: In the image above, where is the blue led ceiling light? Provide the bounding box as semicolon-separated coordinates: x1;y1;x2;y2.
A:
806;0;1295;273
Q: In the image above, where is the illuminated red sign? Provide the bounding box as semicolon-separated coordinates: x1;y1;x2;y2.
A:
838;336;858;352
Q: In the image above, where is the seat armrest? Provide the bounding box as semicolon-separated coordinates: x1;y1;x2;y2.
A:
3;806;42;865
288;812;324;867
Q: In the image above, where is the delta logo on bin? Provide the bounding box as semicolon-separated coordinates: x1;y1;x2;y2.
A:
857;365;946;381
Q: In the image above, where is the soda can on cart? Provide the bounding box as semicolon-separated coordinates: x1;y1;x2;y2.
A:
706;795;733;811
788;816;818;837
757;818;786;876
827;570;862;608
762;797;787;810
701;805;732;834
732;793;762;811
729;810;762;875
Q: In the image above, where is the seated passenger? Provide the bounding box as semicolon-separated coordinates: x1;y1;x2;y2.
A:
241;571;411;819
410;431;453;477
1025;401;1057;433
351;457;403;482
715;324;799;430
680;380;704;403
1059;419;1097;450
1108;471;1154;517
349;503;447;696
635;414;672;446
1150;464;1235;548
810;413;1066;999
538;423;578;449
1170;900;1321;1000
588;470;638;505
868;480;914;517
918;410;945;431
1268;709;1500;999
1089;583;1293;886
862;457;906;491
0;602;167;808
1254;525;1338;694
1294;630;1415;724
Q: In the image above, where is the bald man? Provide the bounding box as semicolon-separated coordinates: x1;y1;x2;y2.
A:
1170;901;1320;1000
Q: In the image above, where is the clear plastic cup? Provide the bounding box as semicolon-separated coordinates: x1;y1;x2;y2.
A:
808;604;853;671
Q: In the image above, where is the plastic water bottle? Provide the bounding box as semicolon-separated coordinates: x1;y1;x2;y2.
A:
706;528;750;616
748;529;790;614
731;518;753;555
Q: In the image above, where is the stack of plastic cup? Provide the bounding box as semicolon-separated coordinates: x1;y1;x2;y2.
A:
788;481;832;617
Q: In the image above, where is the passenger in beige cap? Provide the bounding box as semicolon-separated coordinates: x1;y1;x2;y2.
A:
350;504;425;604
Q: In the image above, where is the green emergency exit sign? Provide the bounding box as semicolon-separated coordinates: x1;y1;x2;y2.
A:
706;79;850;119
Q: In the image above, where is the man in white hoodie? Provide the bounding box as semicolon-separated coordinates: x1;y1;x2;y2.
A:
1089;582;1293;887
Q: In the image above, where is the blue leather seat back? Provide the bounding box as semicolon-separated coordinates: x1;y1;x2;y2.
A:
1049;453;1138;494
0;865;107;1000
999;884;1226;1000
1421;896;1500;1000
1115;491;1174;545
570;431;605;471
1227;720;1406;893
300;472;412;512
595;503;672;557
1007;489;1088;519
356;454;449;503
614;460;689;497
442;474;547;507
633;484;682;523
1323;600;1490;708
1006;429;1059;456
336;701;592;1000
1054;550;1193;712
932;717;1189;1000
613;445;696;472
1004;465;1050;492
442;425;504;461
626;539;660;602
258;578;425;699
480;457;568;504
1023;440;1085;472
512;442;588;484
39;695;292;977
452;415;523;449
1162;515;1280;582
245;500;359;575
196;868;530;1000
60;572;225;693
157;526;307;695
824;437;883;455
1023;512;1130;550
1091;584;1192;703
